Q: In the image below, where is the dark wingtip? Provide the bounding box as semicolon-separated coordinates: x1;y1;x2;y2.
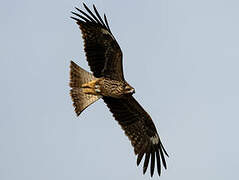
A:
161;143;169;157
71;11;78;17
156;149;161;176
158;144;167;169
93;4;105;26
137;152;144;166
143;152;150;174
70;16;79;21
104;13;111;32
83;3;90;12
82;2;87;8
150;151;155;177
75;7;80;11
82;3;102;25
143;167;147;174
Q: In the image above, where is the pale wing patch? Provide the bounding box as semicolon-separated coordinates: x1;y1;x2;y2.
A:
101;28;115;39
150;134;159;145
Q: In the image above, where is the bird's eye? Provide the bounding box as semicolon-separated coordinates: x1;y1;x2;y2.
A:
125;86;131;90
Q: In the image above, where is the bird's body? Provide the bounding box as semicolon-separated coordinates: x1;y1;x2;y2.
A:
82;77;135;98
69;3;168;177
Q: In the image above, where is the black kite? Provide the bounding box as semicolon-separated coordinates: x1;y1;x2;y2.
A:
69;3;168;177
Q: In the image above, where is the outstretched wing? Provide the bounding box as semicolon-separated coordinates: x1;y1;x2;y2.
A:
71;3;124;81
103;96;168;177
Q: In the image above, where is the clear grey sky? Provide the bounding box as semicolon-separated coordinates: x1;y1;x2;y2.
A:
1;0;239;179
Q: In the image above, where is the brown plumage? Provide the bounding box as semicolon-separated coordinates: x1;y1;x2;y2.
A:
70;3;168;177
70;61;101;115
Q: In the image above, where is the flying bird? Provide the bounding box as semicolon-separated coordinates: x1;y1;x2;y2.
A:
70;3;168;177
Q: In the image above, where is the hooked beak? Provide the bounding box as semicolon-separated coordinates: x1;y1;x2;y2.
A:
129;89;135;94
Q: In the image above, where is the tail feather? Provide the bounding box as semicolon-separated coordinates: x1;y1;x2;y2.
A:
70;61;101;116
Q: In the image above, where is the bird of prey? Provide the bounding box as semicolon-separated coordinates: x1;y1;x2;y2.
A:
69;3;168;177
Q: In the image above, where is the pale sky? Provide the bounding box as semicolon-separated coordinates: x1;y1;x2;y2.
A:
1;0;239;179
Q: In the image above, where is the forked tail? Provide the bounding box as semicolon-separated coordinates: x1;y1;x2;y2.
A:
70;61;101;116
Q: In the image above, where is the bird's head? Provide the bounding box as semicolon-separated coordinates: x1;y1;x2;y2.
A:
124;84;135;95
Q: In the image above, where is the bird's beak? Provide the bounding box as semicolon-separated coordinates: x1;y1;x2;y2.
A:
130;89;135;94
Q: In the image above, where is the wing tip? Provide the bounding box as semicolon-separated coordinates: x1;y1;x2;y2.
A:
71;3;111;33
136;141;168;177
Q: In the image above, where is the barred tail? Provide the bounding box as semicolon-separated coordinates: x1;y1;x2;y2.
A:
70;61;101;116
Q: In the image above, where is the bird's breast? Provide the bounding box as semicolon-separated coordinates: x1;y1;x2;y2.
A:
98;78;125;98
